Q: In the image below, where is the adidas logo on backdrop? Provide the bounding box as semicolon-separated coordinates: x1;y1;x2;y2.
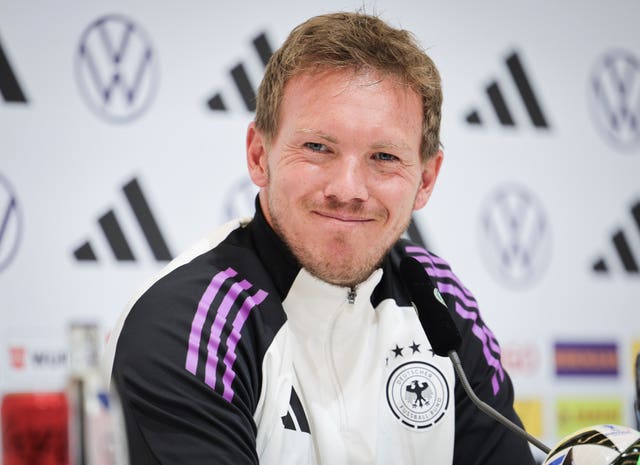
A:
207;32;273;112
73;177;172;263
592;199;640;275
465;50;550;130
0;35;28;103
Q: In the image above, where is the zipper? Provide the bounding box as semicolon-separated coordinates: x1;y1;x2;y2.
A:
347;287;356;304
325;301;349;430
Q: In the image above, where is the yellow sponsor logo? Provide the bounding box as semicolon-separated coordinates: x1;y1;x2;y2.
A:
556;398;622;438
514;399;543;438
631;340;640;375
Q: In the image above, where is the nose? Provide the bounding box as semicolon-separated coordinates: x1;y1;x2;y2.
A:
322;155;369;203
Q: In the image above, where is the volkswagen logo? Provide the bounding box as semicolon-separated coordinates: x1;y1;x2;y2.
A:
75;14;159;123
587;49;640;152
0;174;22;273
478;184;552;289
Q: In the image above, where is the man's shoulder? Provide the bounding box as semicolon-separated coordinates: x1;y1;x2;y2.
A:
103;217;272;375
391;238;458;282
393;238;451;266
391;238;477;317
135;217;259;300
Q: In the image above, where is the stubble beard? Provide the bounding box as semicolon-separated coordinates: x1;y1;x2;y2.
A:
267;194;411;288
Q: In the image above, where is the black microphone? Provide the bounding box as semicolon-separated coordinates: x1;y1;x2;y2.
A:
399;256;551;455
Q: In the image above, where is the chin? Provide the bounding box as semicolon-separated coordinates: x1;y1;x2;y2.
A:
316;253;383;287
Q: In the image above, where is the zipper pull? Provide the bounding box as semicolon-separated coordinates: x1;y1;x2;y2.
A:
347;287;356;304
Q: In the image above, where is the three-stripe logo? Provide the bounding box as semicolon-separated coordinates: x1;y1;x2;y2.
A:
465;51;550;129
185;267;268;402
0;35;28;104
73;177;172;263
207;32;273;112
281;387;311;434
592;199;640;275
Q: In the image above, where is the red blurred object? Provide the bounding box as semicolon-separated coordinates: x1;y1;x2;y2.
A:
1;392;69;465
8;347;26;370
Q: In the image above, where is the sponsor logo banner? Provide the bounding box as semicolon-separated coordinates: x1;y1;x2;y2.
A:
632;340;640;379
556;398;623;438
2;329;69;391
554;342;618;377
502;342;540;376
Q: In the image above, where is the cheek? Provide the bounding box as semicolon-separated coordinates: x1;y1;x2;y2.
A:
378;178;421;208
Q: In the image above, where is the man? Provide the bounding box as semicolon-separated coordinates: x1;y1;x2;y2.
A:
104;11;536;465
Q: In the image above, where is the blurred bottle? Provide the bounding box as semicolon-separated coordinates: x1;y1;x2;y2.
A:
66;322;128;465
1;326;70;465
1;392;68;465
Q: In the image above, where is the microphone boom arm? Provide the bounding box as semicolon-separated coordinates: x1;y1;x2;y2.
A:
448;350;551;454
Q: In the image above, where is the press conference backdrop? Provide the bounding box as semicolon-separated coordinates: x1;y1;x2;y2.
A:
1;0;639;460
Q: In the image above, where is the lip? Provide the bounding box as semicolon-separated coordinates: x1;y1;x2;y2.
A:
312;210;372;223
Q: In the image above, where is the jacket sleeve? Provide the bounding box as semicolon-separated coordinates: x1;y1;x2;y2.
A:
110;277;261;465
427;256;536;464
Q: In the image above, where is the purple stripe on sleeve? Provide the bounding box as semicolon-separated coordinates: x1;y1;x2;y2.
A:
435;282;479;311
405;250;476;301
427;267;475;301
221;289;268;402
428;254;455;268
404;245;505;394
185;268;237;375
405;245;429;255
203;279;253;389
418;263;475;302
455;302;505;395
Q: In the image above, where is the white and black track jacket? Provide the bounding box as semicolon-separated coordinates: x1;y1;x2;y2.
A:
104;201;535;465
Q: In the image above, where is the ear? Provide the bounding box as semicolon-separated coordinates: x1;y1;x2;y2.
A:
246;122;269;187
413;150;443;211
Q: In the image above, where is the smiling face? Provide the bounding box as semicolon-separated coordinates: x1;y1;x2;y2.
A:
247;68;442;287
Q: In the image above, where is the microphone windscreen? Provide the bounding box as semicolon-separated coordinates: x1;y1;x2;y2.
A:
399;256;462;356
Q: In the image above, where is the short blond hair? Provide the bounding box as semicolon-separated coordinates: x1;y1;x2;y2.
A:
255;12;442;160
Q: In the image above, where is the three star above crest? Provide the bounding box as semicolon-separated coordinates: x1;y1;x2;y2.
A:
392;344;404;358
391;341;424;358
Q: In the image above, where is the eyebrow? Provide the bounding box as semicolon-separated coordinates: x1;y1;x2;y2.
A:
371;141;412;151
297;128;412;151
297;128;338;144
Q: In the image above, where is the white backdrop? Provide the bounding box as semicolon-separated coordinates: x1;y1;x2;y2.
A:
2;0;640;461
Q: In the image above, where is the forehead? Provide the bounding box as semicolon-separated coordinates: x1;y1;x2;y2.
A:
278;68;423;141
283;67;418;104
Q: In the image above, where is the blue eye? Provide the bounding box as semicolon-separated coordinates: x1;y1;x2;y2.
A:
374;152;399;162
304;142;328;152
